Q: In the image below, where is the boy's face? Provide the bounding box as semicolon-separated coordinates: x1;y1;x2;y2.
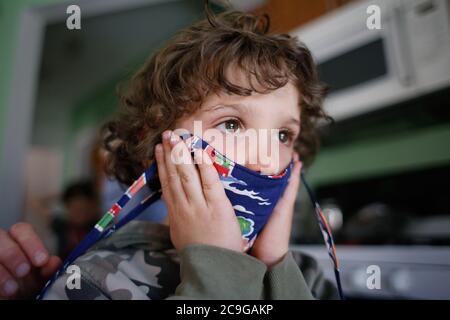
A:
174;71;301;175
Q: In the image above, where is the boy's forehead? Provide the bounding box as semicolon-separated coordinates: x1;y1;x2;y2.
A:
223;64;297;92
204;81;300;110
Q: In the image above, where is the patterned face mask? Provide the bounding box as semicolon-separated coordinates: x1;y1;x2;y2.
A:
181;134;293;251
38;133;344;300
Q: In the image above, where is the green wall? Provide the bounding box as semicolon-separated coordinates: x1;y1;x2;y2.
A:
0;0;67;159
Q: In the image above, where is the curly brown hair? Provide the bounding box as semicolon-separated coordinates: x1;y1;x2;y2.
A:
102;1;331;187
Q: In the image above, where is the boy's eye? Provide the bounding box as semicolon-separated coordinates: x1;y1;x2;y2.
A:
217;119;241;134
278;130;292;144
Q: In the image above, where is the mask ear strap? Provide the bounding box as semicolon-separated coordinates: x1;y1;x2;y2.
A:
112;161;161;230
113;191;161;230
300;169;345;300
90;161;159;232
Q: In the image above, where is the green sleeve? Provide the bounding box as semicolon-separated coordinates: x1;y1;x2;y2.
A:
264;251;314;300
171;244;267;299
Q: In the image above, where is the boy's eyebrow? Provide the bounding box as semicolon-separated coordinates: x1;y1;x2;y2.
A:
207;103;252;114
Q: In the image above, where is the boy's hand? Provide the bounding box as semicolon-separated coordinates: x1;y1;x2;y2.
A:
0;223;61;299
155;131;243;253
250;154;302;268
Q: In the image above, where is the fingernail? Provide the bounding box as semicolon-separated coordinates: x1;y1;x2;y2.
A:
163;131;171;140
170;132;179;146
34;251;47;265
15;262;30;277
3;279;18;296
155;143;162;153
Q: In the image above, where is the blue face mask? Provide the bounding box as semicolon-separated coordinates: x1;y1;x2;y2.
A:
180;134;293;250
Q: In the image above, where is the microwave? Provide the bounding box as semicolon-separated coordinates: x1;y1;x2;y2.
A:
291;0;450;121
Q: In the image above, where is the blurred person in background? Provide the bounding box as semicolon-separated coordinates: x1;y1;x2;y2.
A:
52;181;100;259
29;181;100;260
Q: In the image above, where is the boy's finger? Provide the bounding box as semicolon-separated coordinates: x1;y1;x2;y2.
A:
155;143;174;205
170;136;205;206
8;222;49;267
0;229;31;279
162;131;188;206
194;149;228;208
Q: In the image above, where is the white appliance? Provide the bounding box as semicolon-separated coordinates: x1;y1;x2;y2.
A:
292;245;450;299
291;0;450;121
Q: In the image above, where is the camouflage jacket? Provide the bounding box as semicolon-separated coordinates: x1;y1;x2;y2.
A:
43;221;337;300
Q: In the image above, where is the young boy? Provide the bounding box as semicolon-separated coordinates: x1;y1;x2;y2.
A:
0;5;337;300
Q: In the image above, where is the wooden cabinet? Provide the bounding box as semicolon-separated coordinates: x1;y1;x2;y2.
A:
251;0;358;33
